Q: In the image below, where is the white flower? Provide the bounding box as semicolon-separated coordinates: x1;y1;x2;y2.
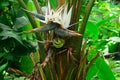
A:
22;2;82;37
42;2;73;29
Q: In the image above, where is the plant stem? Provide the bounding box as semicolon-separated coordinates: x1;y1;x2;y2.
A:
33;0;43;14
76;0;95;59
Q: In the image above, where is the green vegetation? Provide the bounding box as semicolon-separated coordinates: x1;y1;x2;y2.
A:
0;0;120;80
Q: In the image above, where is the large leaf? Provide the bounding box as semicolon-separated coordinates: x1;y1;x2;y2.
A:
0;31;23;45
87;57;115;80
84;21;99;40
0;23;24;45
21;0;39;41
13;16;29;30
86;64;98;80
96;57;115;80
87;47;115;80
20;55;34;74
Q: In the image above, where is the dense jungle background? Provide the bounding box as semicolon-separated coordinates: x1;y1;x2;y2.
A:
0;0;120;80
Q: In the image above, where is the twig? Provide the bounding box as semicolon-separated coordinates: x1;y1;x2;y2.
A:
40;48;53;67
30;52;36;65
82;52;100;80
76;48;90;80
87;52;100;70
8;68;29;78
56;49;68;55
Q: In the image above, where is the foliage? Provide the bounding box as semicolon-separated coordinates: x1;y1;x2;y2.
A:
0;0;120;80
0;0;36;79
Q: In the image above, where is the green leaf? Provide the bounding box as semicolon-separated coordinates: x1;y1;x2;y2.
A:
0;1;9;8
21;0;38;41
13;16;29;30
96;16;116;27
26;0;36;11
84;21;99;40
86;64;98;80
49;0;57;10
26;0;40;26
53;38;65;48
88;47;98;61
0;31;24;45
96;57;115;80
0;23;12;31
20;55;34;74
0;62;8;72
87;57;115;80
94;40;108;51
21;23;34;41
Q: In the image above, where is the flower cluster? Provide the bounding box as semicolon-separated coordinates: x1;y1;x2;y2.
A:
23;2;82;37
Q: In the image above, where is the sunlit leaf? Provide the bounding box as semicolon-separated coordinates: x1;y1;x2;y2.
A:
96;57;115;80
84;21;99;40
20;56;34;74
96;16;116;27
26;0;40;26
88;47;98;61
21;0;39;41
87;57;115;80
26;0;36;10
86;64;98;80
